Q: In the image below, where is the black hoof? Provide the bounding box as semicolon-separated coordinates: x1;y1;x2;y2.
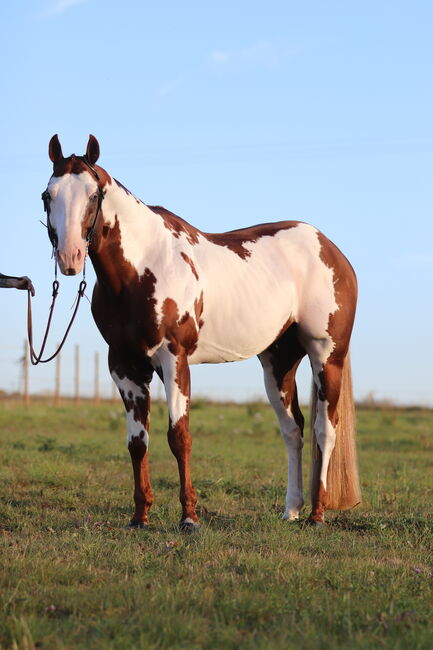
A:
127;521;149;530
179;520;201;533
306;518;325;527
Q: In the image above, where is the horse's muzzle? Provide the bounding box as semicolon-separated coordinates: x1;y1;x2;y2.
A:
57;246;85;276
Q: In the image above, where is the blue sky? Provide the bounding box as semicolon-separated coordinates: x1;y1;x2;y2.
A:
0;1;432;404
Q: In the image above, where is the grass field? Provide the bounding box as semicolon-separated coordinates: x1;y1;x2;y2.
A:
0;399;432;649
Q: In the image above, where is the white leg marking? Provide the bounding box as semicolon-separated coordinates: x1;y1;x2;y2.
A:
157;349;189;425
313;398;336;490
111;371;150;447
304;336;339;491
261;355;304;521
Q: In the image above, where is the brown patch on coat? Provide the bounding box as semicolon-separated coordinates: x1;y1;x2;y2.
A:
203;220;300;260
149;205;200;245
317;231;357;362
274;316;295;343
128;436;153;524
174;355;190;403
90;220;163;354
51;155;112;190
161;298;200;356
167;414;199;523
194;291;204;330
316;231;358;411
150;205;301;260
81;193;103;240
261;323;306;431
108;349;154;525
92;219;203;362
168;414;192;455
180;252;199;280
308;479;328;524
118;387;150;432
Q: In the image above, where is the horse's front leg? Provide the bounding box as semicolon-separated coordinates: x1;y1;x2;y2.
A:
109;349;154;528
159;348;199;531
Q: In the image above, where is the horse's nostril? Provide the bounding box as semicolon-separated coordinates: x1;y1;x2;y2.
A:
65;268;76;276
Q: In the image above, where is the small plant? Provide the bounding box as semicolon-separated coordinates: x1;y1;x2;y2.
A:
37;437;57;452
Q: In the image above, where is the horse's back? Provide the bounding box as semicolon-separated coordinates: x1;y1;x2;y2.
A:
189;221;355;363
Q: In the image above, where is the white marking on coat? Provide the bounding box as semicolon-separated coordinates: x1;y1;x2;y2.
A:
48;171;98;268
98;181;339;368
313;398;336;490
260;352;304;520
151;348;190;425
111;371;150;447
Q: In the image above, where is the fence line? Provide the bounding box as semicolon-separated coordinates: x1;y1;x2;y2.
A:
8;341;433;407
19;340;119;406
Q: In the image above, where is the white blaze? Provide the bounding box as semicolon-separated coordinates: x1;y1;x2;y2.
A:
47;171;98;274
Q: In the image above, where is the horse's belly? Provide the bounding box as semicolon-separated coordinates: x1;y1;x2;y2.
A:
188;296;295;364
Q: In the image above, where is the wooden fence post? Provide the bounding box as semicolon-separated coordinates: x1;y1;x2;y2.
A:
23;340;29;407
75;344;80;405
55;345;61;407
94;351;100;405
111;380;117;404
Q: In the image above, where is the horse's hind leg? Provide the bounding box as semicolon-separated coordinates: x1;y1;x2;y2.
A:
259;324;306;521
305;339;346;525
109;348;154;528
301;233;358;524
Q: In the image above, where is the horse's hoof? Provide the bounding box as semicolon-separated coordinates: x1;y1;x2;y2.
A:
306;517;324;527
127;520;149;530
179;519;200;533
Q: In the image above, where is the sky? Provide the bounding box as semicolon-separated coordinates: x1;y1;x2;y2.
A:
0;1;432;405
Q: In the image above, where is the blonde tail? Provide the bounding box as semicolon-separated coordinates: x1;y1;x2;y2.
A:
311;353;361;510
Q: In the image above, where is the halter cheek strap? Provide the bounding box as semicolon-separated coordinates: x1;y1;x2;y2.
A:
80;155;105;245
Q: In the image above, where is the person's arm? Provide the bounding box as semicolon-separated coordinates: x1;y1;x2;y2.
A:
0;274;35;296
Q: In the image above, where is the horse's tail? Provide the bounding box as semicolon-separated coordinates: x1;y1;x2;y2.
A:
310;352;361;510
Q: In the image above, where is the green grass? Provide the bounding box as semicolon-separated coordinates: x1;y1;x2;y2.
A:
0;399;432;649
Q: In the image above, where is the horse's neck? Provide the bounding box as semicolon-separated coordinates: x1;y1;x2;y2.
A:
90;178;175;290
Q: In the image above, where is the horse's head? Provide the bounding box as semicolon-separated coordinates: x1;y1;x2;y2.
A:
43;134;104;276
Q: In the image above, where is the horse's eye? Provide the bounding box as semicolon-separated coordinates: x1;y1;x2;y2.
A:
42;190;51;212
89;192;98;203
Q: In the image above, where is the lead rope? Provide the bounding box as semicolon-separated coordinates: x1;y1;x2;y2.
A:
27;249;87;365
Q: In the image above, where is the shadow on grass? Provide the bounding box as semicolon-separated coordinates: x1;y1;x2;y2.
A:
330;512;432;534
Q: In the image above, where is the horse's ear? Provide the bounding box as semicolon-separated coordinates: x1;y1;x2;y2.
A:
86;134;100;165
49;134;63;164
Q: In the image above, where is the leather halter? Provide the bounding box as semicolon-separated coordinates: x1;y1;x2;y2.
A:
29;156;105;365
41;155;105;250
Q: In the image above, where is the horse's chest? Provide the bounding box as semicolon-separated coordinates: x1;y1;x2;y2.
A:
92;287;162;353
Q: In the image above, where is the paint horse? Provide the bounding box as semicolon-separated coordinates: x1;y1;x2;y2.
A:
42;134;360;529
